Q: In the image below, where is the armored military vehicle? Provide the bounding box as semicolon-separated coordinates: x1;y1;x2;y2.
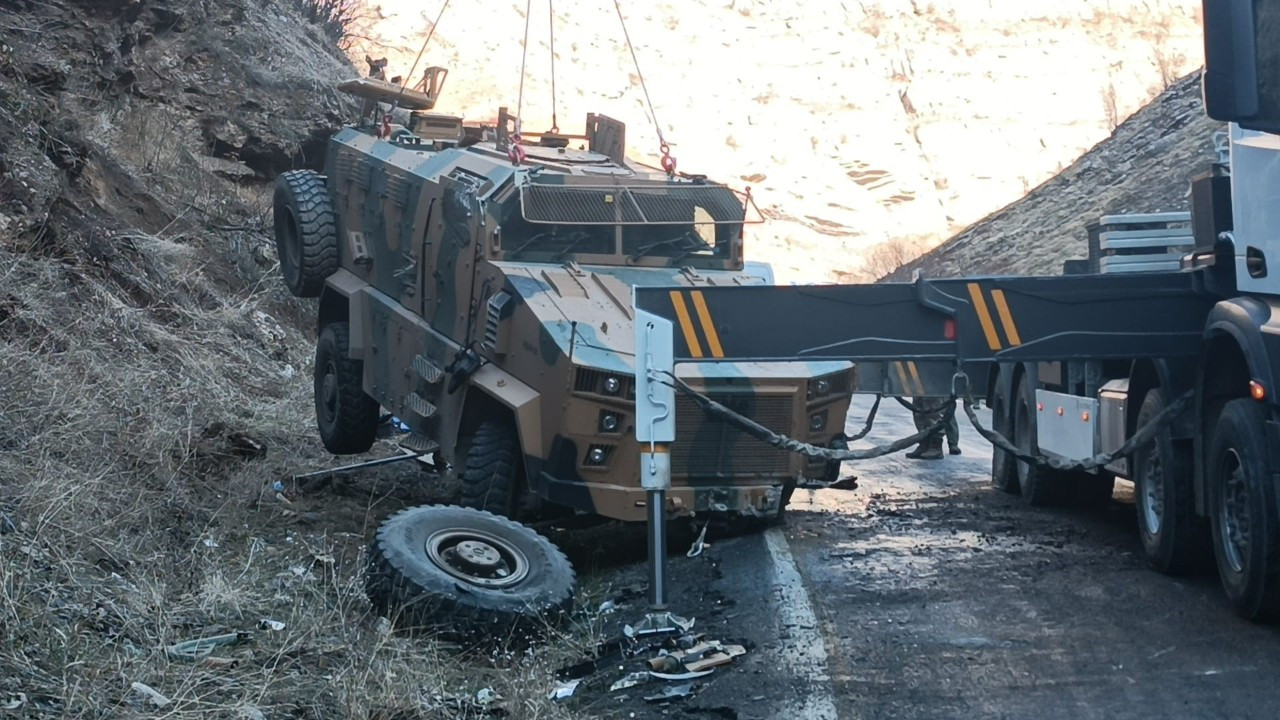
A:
271;66;854;633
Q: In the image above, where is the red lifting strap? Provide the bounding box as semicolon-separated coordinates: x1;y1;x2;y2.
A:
509;133;527;165
659;142;676;175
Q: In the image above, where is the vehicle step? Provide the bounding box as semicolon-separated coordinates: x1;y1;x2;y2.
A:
400;433;439;455
414;355;444;383
404;392;437;419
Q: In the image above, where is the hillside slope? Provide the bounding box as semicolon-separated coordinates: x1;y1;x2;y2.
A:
882;72;1222;280
359;0;1206;282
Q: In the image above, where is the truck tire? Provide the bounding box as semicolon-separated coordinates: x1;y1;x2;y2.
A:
458;420;522;518
273;169;338;298
365;505;575;639
1013;376;1060;506
1132;388;1209;574
1208;399;1280;621
314;322;379;455
989;374;1019;493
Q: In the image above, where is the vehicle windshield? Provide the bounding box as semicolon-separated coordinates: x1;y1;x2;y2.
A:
495;183;743;267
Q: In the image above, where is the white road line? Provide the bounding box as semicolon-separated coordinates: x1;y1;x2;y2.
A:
765;526;840;720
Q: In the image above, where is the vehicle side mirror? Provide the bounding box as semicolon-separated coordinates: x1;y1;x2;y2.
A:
1203;0;1280;131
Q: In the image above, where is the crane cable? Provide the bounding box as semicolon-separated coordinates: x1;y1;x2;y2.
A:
394;0;452;112
510;0;534;164
548;0;559;133
612;0;676;175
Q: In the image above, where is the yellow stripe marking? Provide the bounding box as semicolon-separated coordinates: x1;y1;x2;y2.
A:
690;291;725;358
966;283;1003;351
989;289;1022;346
669;291;704;358
907;361;926;396
893;361;912;394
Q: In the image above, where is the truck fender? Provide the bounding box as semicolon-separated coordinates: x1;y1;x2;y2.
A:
320;268;367;356
463;363;542;464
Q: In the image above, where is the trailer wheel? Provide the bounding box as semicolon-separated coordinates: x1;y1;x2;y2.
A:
1013;377;1060;506
314;322;379;455
989;375;1019;493
365;505;575;639
1133;388;1209;574
1208;399;1280;621
273;170;339;298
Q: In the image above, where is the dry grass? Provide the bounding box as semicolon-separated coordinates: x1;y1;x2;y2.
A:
0;198;601;720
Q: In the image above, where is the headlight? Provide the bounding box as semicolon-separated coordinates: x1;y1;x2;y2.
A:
600;413;619;432
810;411;827;431
604;376;621;394
588;447;607;464
816;379;831;394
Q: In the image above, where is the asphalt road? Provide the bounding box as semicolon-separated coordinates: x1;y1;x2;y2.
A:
580;397;1280;720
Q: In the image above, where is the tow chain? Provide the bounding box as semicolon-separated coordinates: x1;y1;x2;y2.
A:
663;373;1191;472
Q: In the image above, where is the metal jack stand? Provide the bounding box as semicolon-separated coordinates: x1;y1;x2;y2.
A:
628;304;693;639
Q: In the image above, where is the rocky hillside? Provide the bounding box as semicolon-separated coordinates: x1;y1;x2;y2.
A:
357;0;1206;282
882;71;1222;280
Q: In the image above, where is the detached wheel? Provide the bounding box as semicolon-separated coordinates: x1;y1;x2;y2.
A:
1208;399;1280;621
990;373;1019;493
365;505;575;638
458;420;523;518
1133;389;1209;574
273;169;338;298
1014;376;1060;506
314;322;378;454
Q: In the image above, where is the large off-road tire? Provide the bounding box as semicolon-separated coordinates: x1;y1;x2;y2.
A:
314;322;379;455
989;373;1020;494
1133;388;1210;574
273;169;338;298
1013;376;1061;506
365;505;576;639
458;420;522;518
1208;399;1280;621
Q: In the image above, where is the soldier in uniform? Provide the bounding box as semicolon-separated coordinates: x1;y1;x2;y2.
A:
905;397;960;459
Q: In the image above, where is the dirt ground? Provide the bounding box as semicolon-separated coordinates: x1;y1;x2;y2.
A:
558;397;1280;719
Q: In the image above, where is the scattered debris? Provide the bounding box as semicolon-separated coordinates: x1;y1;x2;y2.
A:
548;679;580;701
687;522;709;557
129;682;170;708
236;705;268;720
475;688;500;706
166;631;247;661
610;671;651;692
2;693;26;710
644;682;695;703
599;599;618;614
258;618;286;631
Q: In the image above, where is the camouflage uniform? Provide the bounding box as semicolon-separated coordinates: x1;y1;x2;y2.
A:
905;397;959;459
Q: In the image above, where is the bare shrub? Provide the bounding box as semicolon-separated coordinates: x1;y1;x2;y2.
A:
290;0;376;49
1101;79;1120;132
863;236;930;279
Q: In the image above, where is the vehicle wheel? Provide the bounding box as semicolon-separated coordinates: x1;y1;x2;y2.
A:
1133;388;1210;574
314;322;379;455
1014;376;1060;506
365;505;576;639
273;169;338;298
458;420;523;518
1208;399;1280;621
990;374;1019;493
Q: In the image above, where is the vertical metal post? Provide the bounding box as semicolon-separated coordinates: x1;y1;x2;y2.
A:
630;300;690;636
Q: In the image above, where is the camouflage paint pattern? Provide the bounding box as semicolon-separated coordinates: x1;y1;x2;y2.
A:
313;88;855;523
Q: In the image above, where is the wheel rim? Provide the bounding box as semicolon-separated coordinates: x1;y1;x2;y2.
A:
1218;448;1250;574
425;528;530;589
1140;451;1165;534
320;361;338;423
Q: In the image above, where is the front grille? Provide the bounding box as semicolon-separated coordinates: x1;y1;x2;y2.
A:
672;391;793;479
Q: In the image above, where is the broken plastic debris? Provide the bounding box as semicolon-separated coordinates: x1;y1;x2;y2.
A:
548;679;580;700
650;668;715;681
644;682;694;703
129;681;170;707
687;522;708;557
166;632;246;661
236;705;267;720
2;693;26;710
599;600;617;614
475;687;500;705
609;671;651;692
258;618;286;631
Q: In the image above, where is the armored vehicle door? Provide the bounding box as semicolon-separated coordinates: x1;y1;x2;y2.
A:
423;170;483;345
